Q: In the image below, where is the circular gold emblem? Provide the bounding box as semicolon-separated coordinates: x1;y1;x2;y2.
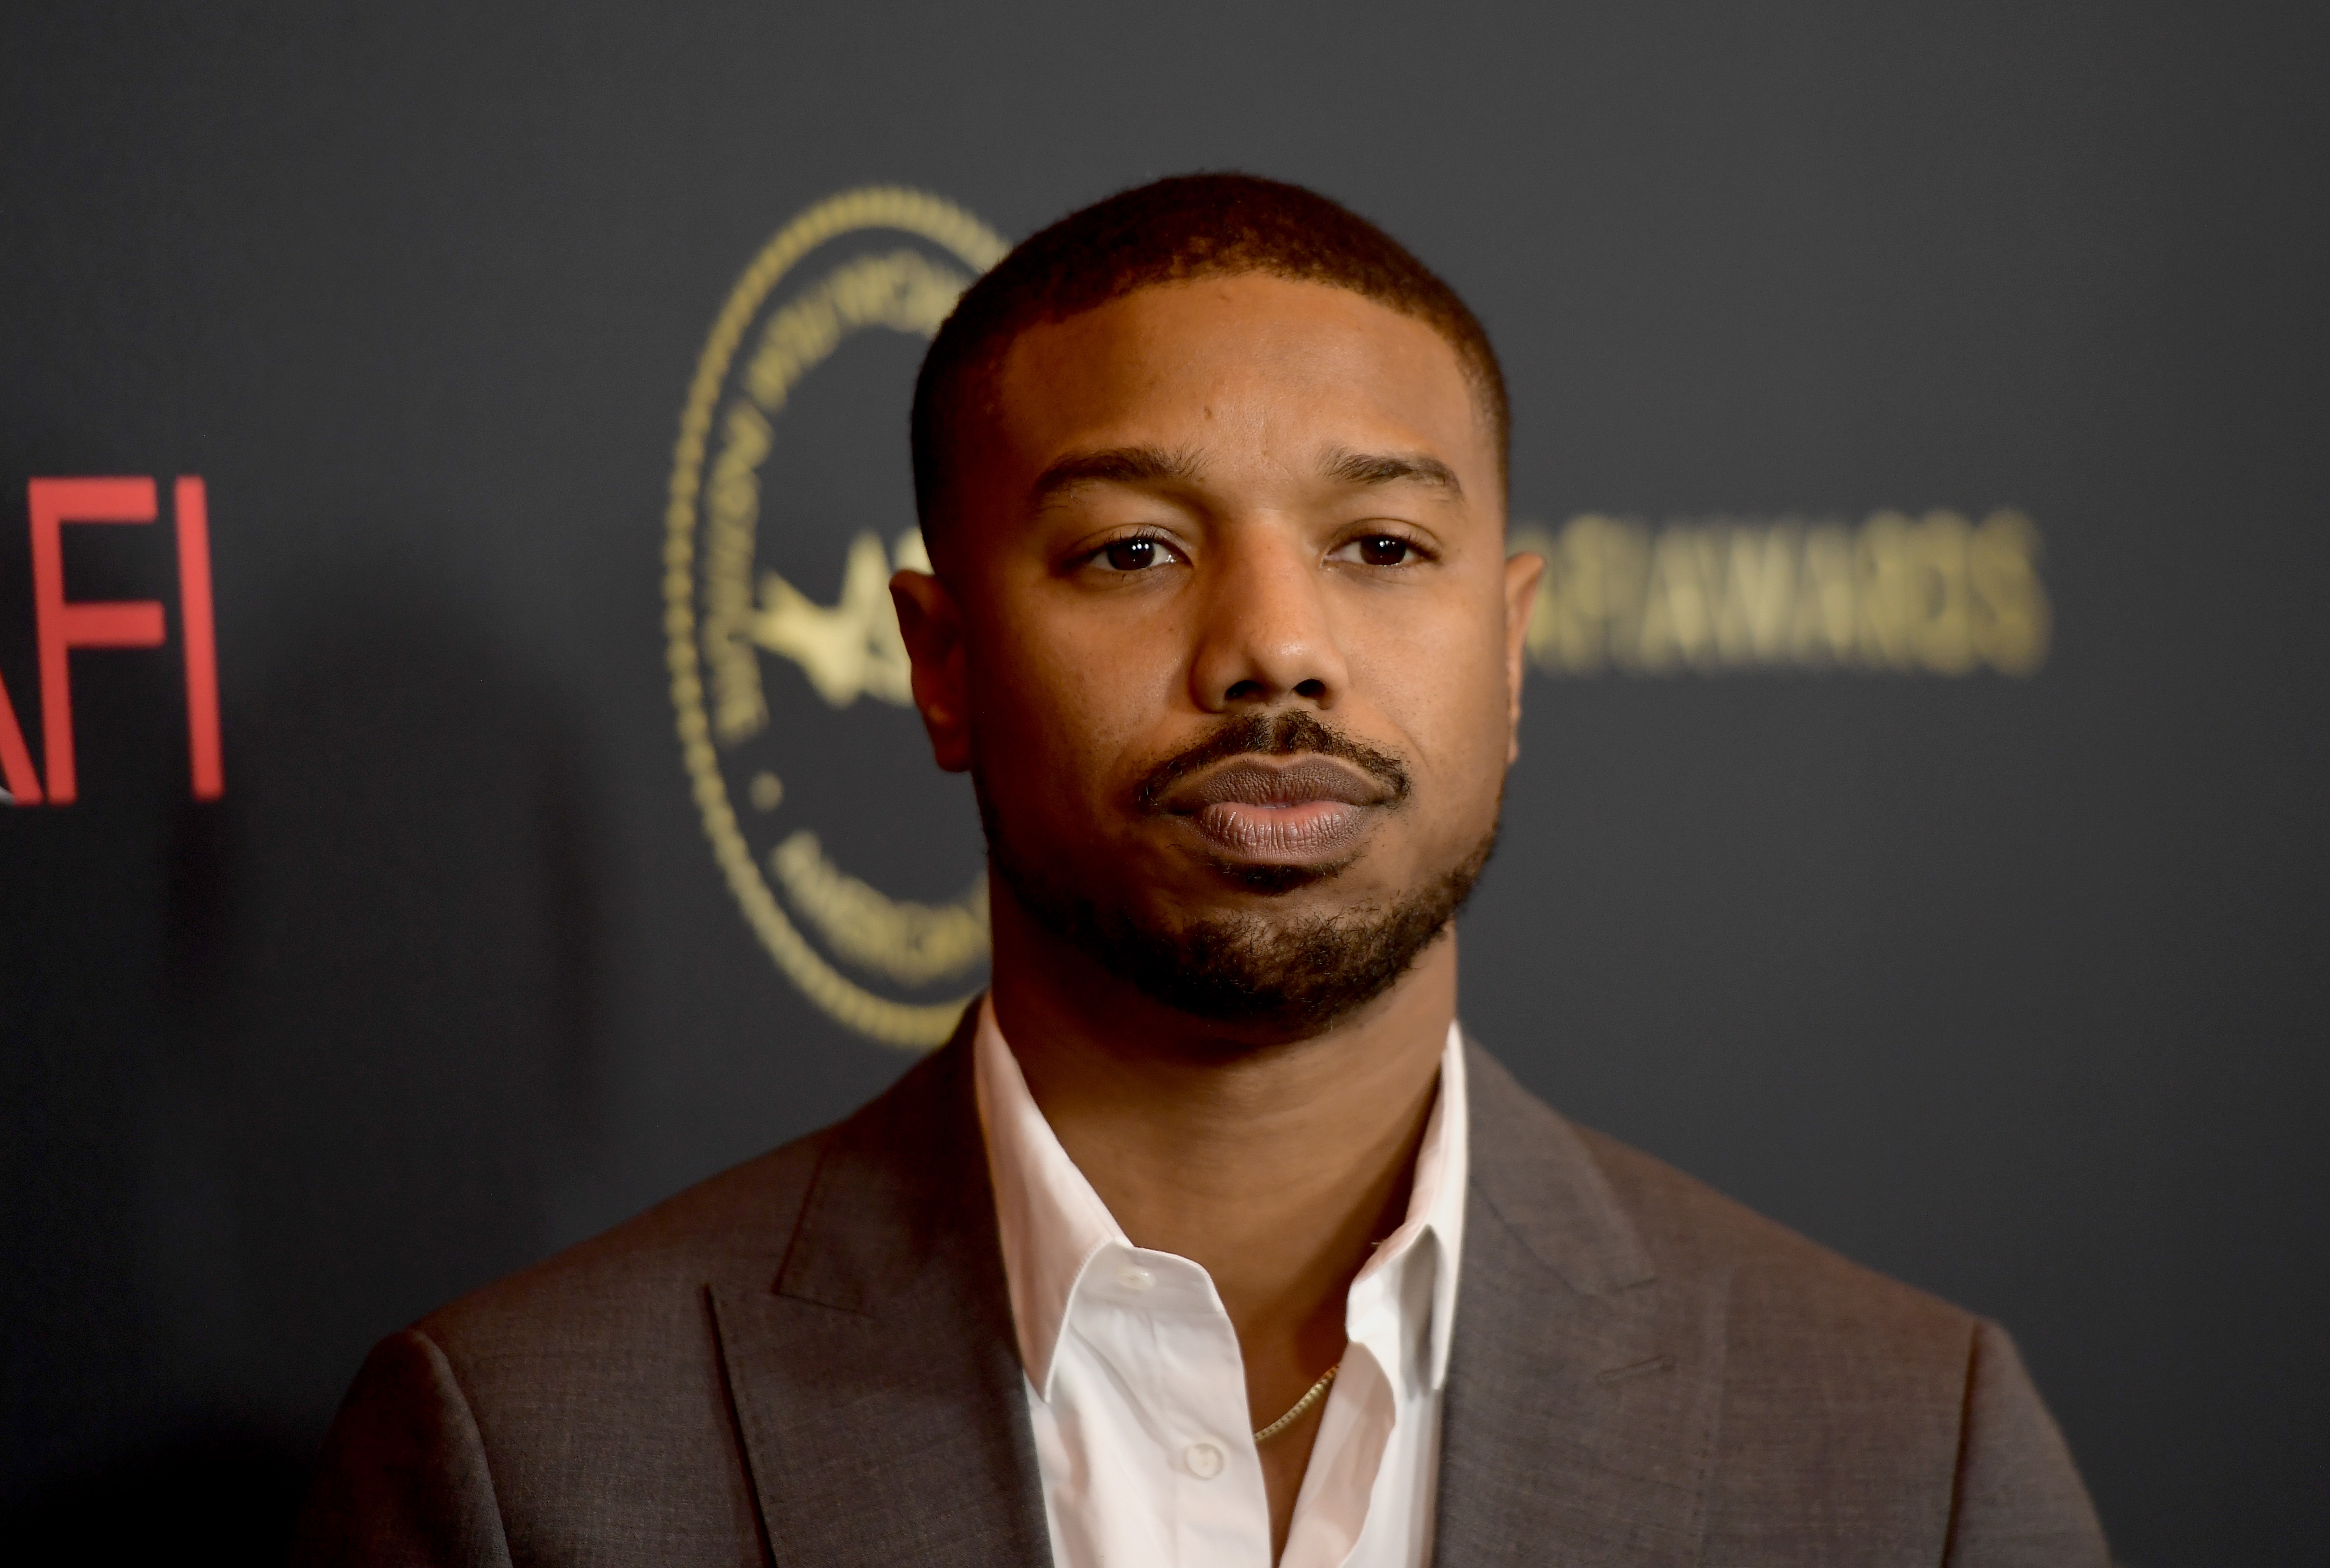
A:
664;188;1008;1048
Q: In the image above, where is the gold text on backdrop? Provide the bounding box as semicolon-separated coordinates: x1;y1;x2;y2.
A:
1508;511;2050;676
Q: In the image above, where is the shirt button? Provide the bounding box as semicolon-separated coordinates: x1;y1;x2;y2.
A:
1184;1441;1225;1479
1115;1264;1155;1292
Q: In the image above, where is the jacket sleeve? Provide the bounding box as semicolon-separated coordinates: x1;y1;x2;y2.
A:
1943;1320;2110;1568
290;1329;515;1568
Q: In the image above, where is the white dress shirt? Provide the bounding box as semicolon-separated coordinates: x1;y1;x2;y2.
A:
973;997;1469;1568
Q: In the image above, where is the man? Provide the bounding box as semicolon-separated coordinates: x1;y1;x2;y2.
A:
295;175;2108;1566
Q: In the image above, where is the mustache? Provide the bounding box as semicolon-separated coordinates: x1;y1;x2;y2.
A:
1132;711;1412;814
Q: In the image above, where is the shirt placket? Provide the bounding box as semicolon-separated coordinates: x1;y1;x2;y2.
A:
1280;1250;1414;1568
1080;1243;1273;1568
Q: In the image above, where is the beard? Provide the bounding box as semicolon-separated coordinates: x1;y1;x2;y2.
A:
978;712;1500;1036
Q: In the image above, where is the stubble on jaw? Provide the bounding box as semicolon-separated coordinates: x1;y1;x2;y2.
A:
977;713;1501;1038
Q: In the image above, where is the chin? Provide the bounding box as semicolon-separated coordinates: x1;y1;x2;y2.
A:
996;825;1496;1036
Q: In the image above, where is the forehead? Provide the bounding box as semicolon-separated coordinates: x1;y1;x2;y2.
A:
986;274;1491;475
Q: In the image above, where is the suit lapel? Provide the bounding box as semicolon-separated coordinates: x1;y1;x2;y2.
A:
1434;1045;1728;1567
711;1013;1052;1568
709;1025;1722;1567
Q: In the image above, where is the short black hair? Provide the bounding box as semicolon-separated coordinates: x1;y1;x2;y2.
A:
909;173;1508;550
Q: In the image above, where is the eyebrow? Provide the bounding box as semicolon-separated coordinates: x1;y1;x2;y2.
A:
1030;445;1207;507
1318;447;1464;496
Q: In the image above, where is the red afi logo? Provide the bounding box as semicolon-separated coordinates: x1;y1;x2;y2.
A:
0;476;222;805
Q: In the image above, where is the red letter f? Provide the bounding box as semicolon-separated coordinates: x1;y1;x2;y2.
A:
30;477;167;805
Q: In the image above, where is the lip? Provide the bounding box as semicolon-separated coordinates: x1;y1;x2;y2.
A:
1157;757;1393;864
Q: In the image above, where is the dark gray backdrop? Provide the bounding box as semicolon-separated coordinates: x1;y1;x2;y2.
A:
3;3;2324;1563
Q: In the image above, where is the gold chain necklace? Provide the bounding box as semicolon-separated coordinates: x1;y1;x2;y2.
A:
1252;1363;1338;1444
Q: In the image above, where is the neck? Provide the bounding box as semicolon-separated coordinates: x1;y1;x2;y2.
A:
986;878;1455;1382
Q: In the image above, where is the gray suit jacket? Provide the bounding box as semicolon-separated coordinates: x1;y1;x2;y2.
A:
293;1024;2109;1566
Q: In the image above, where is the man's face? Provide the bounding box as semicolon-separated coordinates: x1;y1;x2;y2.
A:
900;273;1541;1034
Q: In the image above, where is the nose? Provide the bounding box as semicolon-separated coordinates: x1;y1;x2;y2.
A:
1188;528;1350;713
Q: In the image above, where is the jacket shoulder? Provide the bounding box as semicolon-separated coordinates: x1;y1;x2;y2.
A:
1567;1122;2106;1560
405;1027;979;1401
1567;1118;1976;1345
419;1128;828;1358
403;1129;828;1474
1561;1113;1992;1464
1539;1105;2112;1558
1466;1040;1972;1345
304;1129;833;1568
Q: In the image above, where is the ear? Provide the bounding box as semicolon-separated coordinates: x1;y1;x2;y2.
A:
892;568;973;773
1501;549;1546;765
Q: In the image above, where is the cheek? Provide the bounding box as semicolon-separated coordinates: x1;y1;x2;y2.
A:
1351;604;1514;838
1356;602;1512;760
967;600;1178;808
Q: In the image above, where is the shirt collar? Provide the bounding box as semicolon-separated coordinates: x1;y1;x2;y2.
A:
1348;1025;1468;1394
973;995;1471;1401
973;996;1124;1399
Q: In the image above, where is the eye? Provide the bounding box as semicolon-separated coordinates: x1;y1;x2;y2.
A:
1094;535;1181;572
1335;534;1416;566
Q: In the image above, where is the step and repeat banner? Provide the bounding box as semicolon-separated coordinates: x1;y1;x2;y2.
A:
2;5;2321;1563
663;186;2061;1052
